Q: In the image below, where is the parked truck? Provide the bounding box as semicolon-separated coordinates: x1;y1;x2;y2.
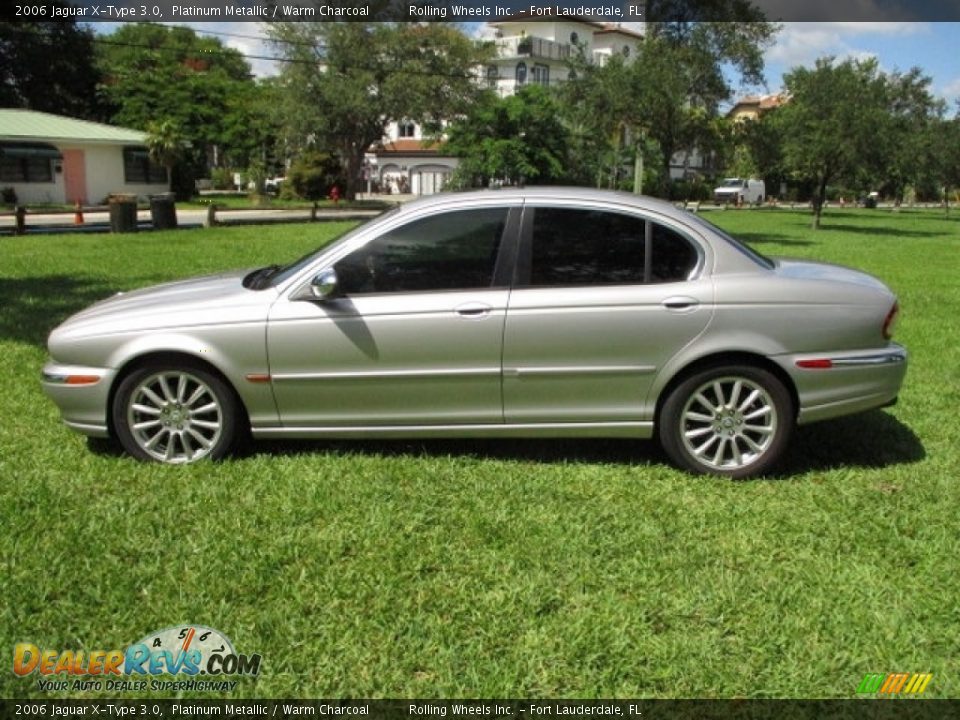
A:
714;177;765;205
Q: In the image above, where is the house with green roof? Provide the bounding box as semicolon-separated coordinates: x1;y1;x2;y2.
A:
0;109;169;205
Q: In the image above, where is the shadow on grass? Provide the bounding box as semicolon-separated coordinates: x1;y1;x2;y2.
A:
245;410;924;478
0;275;164;347
782;410;925;475
248;436;666;468
818;222;945;238
0;275;120;347
734;232;816;248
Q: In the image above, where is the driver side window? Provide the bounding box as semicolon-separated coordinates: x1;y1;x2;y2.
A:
335;208;508;295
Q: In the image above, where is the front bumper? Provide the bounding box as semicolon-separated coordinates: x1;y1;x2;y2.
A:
41;362;116;438
778;344;908;425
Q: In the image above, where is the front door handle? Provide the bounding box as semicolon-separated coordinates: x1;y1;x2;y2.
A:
455;302;492;318
661;296;699;311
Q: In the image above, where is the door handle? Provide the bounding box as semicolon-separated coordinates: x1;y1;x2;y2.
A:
661;296;699;311
455;302;492;318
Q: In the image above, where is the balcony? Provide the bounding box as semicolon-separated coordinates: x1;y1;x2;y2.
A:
496;36;572;61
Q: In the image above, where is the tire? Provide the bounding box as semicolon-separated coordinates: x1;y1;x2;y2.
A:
112;363;241;464
658;365;793;478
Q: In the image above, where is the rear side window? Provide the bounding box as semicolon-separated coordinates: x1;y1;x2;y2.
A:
526;207;698;287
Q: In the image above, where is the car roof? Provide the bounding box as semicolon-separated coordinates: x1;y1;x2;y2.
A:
395;187;695;224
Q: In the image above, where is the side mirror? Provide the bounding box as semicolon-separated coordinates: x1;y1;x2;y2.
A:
309;268;339;300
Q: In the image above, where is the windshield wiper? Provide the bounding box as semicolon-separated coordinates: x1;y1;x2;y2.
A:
244;264;281;290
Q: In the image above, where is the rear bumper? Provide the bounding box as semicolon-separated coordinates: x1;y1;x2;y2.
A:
41;362;114;438
776;344;908;425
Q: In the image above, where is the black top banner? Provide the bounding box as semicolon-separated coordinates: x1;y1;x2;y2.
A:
1;701;959;720
2;0;960;23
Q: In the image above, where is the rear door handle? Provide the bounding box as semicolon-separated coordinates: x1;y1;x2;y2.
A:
455;302;492;318
661;296;699;311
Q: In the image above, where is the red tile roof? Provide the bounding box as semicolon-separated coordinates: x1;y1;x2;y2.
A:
374;139;447;155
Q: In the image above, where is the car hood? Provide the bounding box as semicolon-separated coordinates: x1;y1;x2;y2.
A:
55;269;275;337
772;258;892;294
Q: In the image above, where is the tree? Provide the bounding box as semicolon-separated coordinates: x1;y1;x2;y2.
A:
96;24;259;176
929;112;960;212
444;86;570;188
561;52;633;189
561;11;778;196
882;68;945;205
778;57;939;228
0;12;107;120
726;111;786;196
145;119;190;198
267;22;492;200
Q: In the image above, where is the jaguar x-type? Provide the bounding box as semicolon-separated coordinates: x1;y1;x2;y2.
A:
43;188;907;477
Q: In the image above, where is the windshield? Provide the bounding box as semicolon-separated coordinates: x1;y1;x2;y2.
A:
683;212;775;269
720;179;743;187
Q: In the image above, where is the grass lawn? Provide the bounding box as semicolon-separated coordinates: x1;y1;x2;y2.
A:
1;208;958;699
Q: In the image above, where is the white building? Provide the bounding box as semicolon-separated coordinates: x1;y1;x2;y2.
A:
0;109;170;205
486;19;644;97
369;121;456;196
368;19;647;195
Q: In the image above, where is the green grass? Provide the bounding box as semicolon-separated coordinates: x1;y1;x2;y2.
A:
1;209;959;699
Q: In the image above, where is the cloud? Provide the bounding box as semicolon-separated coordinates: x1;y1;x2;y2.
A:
940;76;960;106
766;22;927;72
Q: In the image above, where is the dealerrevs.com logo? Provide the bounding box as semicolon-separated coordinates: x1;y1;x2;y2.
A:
13;625;261;693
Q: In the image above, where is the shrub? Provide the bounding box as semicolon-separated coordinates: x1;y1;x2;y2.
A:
210;168;235;190
1;187;17;205
281;151;344;201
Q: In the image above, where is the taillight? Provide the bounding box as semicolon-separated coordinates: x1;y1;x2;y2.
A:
882;301;899;340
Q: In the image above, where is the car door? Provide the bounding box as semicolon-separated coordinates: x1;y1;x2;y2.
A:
267;205;519;427
502;203;714;425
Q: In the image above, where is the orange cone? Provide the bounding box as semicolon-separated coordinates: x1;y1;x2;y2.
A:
74;200;84;225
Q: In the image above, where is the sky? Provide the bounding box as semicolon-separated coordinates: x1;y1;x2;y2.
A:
132;21;960;110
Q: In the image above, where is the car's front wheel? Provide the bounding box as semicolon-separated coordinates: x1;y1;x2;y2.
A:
659;365;793;478
113;364;241;464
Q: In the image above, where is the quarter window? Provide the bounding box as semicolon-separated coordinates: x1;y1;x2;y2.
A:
527;207;697;286
335;208;509;294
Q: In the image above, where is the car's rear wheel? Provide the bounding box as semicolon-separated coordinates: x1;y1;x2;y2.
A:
113;364;240;464
659;365;793;478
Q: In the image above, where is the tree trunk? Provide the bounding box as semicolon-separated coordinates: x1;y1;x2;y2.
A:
342;143;365;202
812;175;828;229
633;132;644;196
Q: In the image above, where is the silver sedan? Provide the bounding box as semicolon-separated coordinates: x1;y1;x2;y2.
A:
42;188;907;477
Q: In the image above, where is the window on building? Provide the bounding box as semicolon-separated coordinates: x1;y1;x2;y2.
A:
515;62;527;87
397;120;417;138
123;147;167;184
570;31;579;44
0;143;59;183
1;156;53;183
486;65;499;88
532;64;550;87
